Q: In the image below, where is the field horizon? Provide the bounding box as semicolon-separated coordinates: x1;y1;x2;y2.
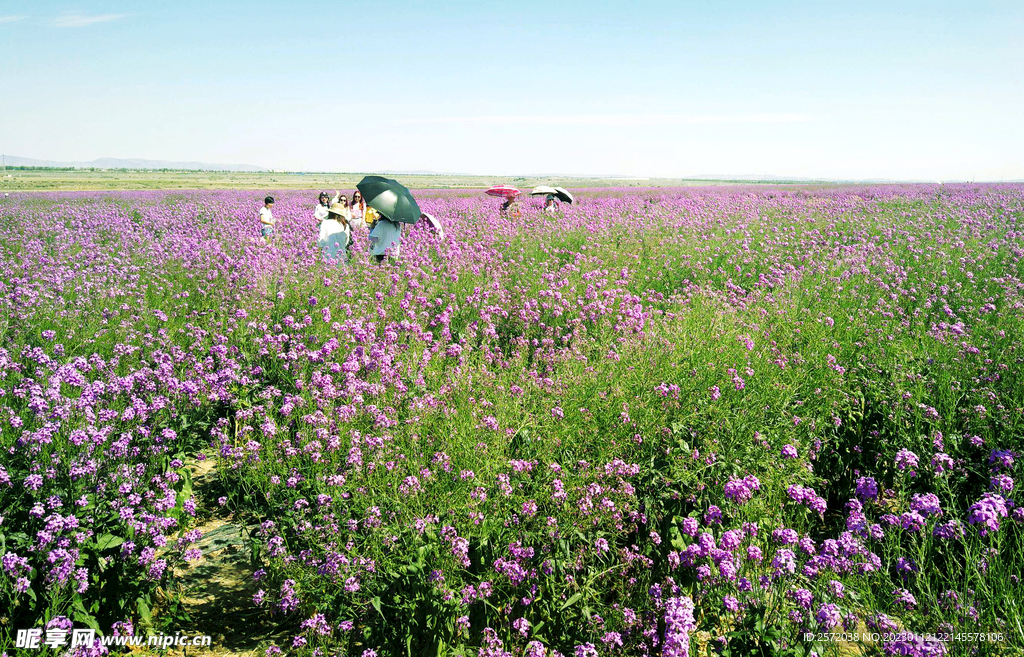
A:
0;169;941;193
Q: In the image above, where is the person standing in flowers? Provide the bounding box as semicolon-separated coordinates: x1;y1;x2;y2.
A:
328;192;352;221
364;206;380;231
368;210;401;264
258;196;276;242
499;196;520;218
543;195;559;214
314;192;331;224
318;202;351;264
348;190;367;230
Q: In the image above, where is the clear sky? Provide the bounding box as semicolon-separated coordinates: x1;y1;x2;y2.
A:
2;0;1022;180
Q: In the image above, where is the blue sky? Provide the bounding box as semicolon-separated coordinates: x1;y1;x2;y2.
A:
1;0;1022;179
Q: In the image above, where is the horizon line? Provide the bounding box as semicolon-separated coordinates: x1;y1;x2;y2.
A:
395;112;816;127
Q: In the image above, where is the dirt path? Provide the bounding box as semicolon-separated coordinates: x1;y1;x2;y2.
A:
149;459;284;656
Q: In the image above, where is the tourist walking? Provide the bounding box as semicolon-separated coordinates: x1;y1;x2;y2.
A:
259;196;276;242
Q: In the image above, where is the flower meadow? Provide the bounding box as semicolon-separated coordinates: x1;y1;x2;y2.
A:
1;184;1023;657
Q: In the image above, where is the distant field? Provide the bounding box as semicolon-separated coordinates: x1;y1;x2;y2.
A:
0;168;817;191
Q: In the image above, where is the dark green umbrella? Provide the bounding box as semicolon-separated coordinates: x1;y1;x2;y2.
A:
356;176;421;224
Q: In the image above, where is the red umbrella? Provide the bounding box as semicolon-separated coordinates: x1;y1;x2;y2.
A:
485;185;521;198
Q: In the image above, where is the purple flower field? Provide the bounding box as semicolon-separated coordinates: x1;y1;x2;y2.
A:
1;184;1022;656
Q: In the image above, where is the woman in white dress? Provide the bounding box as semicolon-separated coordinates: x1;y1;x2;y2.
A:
314;192;331;224
348;190;367;230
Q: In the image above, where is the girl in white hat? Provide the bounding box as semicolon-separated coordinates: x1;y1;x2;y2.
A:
318;202;351;264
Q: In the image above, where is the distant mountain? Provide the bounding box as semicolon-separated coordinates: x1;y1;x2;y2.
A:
3;155;265;172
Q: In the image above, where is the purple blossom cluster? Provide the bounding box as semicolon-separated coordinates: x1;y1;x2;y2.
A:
723;475;761;504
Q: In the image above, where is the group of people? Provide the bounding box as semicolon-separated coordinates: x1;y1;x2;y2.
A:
256;192;406;265
499;194;561;218
314;190;404;264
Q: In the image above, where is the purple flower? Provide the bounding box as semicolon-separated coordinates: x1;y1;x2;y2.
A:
895;449;919;471
933;519;965;540
895;557;919;579
772;549;797;577
909;493;943;517
932;453;954;474
723;475;761;504
989;449;1016;472
525;641;545;657
893;588;917;610
789;588;813;609
787;485;827;515
663;596;696;657
719;529;743;551
601;632;623;647
679;517;699;537
990;475;1014;494
816;603;842;629
855;476;878;501
899;511;927;532
967;493;1008;536
781;444;799;459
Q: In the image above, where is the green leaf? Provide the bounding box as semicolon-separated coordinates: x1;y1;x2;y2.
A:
137;598;151;624
669;524;686;551
370;596;385;619
95;534;124;551
73;609;101;631
560;592;584;611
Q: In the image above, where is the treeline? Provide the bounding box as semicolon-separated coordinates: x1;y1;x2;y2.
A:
6;166;82;171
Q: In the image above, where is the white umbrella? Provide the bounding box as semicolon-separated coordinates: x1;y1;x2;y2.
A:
420;212;444;240
552;187;574;204
530;185;558;196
